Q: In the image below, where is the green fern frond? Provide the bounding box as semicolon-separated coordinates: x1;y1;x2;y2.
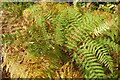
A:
93;21;110;37
2;33;17;46
104;27;119;42
54;25;65;45
52;16;66;45
65;26;89;50
73;49;105;78
52;8;82;46
83;39;114;73
97;37;120;53
3;3;118;78
56;8;82;29
62;11;115;76
26;17;50;56
93;20;118;41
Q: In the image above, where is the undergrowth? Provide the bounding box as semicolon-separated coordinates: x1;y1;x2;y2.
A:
2;3;120;79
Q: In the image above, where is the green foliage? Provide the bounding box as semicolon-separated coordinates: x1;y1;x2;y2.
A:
97;37;120;53
2;33;16;46
54;9;119;78
53;8;82;45
78;49;105;78
2;3;119;78
83;39;113;73
1;2;33;17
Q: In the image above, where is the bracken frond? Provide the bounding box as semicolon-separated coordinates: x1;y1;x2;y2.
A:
83;39;114;73
78;49;105;78
3;3;118;78
97;37;120;53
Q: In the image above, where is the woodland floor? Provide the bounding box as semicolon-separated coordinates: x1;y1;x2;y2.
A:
1;2;120;79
